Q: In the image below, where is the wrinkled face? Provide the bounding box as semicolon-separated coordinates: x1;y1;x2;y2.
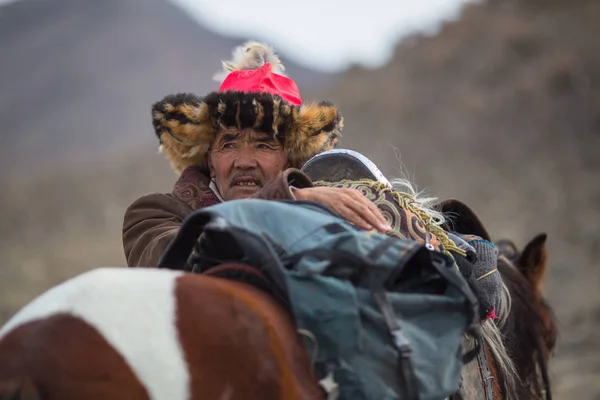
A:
208;128;287;200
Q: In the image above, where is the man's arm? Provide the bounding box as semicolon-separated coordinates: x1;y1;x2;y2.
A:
253;168;390;233
122;193;191;267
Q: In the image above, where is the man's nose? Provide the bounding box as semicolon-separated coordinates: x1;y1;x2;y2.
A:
233;145;258;169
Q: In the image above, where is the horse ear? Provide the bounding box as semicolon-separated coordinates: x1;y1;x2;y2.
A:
494;239;519;261
436;199;492;241
518;233;548;293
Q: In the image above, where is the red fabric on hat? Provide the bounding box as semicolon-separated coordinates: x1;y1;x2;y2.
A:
217;63;302;106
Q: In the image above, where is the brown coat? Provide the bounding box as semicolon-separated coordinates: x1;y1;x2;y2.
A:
122;166;313;267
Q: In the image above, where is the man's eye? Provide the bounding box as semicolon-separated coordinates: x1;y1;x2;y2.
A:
258;143;279;150
223;143;236;149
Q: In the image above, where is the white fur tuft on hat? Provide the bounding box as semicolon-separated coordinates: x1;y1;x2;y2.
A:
213;41;286;82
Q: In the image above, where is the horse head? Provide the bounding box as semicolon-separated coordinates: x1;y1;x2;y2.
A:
495;233;558;400
437;198;558;400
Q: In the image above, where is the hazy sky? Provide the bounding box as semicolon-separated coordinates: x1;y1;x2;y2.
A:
170;0;479;72
0;0;478;72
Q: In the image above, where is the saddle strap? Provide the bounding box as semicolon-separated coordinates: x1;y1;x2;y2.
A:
203;263;269;282
373;290;421;400
202;264;290;311
477;338;495;400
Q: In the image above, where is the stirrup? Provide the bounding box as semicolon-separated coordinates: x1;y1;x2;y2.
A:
301;149;392;187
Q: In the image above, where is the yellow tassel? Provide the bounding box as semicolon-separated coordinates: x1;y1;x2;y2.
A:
314;179;467;258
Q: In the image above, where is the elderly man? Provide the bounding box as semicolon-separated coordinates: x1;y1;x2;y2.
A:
122;41;502;321
122;42;391;267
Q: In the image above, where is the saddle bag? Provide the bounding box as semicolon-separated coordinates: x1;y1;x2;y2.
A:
158;199;481;400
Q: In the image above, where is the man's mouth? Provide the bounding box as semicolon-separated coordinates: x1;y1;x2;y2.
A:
232;177;261;187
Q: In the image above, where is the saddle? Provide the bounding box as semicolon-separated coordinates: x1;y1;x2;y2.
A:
156;149;499;400
155;149;491;400
301;149;501;400
302;149;500;321
157;196;480;400
301;148;393;187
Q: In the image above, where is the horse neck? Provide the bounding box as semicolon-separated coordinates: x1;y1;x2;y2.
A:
497;262;555;400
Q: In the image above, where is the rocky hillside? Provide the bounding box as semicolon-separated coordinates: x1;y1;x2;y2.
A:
314;1;599;397
0;0;333;175
0;0;332;320
1;0;599;398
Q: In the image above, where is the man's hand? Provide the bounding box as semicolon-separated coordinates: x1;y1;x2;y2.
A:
293;186;392;233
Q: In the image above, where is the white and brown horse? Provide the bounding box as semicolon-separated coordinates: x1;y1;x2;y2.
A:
0;265;323;400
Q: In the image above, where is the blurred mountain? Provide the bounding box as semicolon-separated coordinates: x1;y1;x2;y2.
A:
315;1;600;397
0;0;334;176
321;0;600;278
1;0;599;398
320;0;600;260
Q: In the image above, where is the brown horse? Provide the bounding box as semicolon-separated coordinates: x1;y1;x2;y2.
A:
494;233;558;400
456;233;557;400
438;199;557;400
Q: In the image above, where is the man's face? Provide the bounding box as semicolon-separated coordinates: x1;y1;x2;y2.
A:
208;128;288;200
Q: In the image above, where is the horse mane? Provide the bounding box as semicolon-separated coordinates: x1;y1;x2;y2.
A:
497;256;558;400
389;177;520;399
390;178;447;227
481;283;519;400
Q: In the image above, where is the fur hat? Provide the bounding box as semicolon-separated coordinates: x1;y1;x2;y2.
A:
151;41;344;173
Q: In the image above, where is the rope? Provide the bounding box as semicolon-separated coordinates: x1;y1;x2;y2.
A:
314;179;467;258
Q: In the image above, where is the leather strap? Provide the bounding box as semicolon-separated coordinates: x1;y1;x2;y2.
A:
373;290;421;400
452;332;496;400
477;336;495;400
